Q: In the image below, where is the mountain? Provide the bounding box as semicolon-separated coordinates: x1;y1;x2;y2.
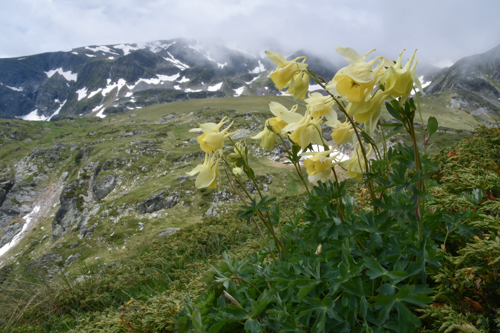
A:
0;39;341;120
423;44;500;126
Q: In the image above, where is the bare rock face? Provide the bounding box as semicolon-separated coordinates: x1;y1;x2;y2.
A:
137;190;179;214
52;181;83;242
93;174;116;201
0;222;22;247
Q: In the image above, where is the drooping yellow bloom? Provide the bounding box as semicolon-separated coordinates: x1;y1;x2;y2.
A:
189;117;237;153
251;119;277;151
340;142;372;181
326;47;385;104
281;110;323;150
329;120;354;146
305;92;335;118
379;49;424;103
347;89;392;135
266;50;309;99
187;152;220;189
232;167;245;178
301;149;342;183
252;102;303;151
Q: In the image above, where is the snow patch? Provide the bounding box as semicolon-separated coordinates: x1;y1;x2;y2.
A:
188;42;216;62
234;86;245;96
48;100;67;121
174;85;182;90
218;62;227;69
6;85;23;92
88;88;102;99
85;46;119;55
114;44;141;56
164;52;190;70
86;54;96;58
0;206;40;258
147;41;176;53
108;56;115;60
245;76;259;85
125;92;133;97
249;60;266;74
72;52;79;55
76;87;88;101
45;68;77;81
20;109;47;121
208;82;223;91
185;88;202;93
309;84;323;91
178;76;190;83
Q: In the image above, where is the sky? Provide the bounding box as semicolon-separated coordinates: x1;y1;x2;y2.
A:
1;0;500;68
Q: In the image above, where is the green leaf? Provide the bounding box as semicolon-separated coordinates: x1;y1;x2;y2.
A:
363;256;388;279
244;318;263;333
386;102;403;122
427;117;438;137
192;310;203;332
297;280;320;301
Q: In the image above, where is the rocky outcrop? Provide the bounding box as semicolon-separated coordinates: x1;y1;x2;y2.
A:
0;222;22;247
137;190;180;213
52;181;84;242
93;174;116;201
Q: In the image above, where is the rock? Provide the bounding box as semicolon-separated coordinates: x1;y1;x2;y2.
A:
232;129;251;139
263;184;269;192
157;228;180;237
160;113;177;123
204;204;219;217
75;275;90;283
80;223;97;238
245;183;256;194
137;191;179;213
65;254;81;265
93;174;116;201
52;181;84;242
68;242;79;249
175;176;188;184
0;222;22;247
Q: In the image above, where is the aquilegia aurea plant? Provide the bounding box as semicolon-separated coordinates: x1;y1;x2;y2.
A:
180;46;446;332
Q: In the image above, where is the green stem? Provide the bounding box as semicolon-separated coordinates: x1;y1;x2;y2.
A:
231;276;262;294
277;133;310;196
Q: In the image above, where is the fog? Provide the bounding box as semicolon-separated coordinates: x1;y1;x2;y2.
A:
1;0;499;68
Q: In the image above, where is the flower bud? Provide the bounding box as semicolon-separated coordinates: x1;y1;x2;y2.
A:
315;243;323;255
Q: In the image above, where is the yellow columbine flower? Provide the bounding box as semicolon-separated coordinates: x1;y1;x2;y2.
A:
281;110;323;150
301;149;342;183
326;47;385;104
379;49;424;103
189;117;237;153
329;120;354;146
339;142;372;181
251;120;277;151
268;102;303;127
305;92;335;118
347;89;392;135
187;152;220;189
266;50;309;99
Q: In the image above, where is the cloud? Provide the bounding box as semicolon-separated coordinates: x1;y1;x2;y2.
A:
1;0;499;68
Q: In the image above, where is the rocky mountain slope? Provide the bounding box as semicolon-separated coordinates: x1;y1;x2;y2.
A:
0;38;338;120
424;44;500;127
0;96;315;279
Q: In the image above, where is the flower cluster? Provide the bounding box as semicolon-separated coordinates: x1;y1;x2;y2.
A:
254;46;423;182
187;46;423;188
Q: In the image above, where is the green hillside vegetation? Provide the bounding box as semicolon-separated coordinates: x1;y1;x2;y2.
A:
0;96;499;332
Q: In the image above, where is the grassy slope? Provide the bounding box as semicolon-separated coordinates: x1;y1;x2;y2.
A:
0;95;489;332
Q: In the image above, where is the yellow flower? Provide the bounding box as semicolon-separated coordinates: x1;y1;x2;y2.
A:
301;149;342;183
251;120;277;151
266;50;309;99
232;167;245;177
305;92;335;118
347;89;392;135
189;117;237;153
380;49;424;103
329;120;354;146
281;110;323;150
340;142;372;181
326;47;385;104
187;152;220;189
252;102;303;151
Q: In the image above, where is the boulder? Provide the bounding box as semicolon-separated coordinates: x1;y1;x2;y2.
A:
137;191;179;213
93;174;116;201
